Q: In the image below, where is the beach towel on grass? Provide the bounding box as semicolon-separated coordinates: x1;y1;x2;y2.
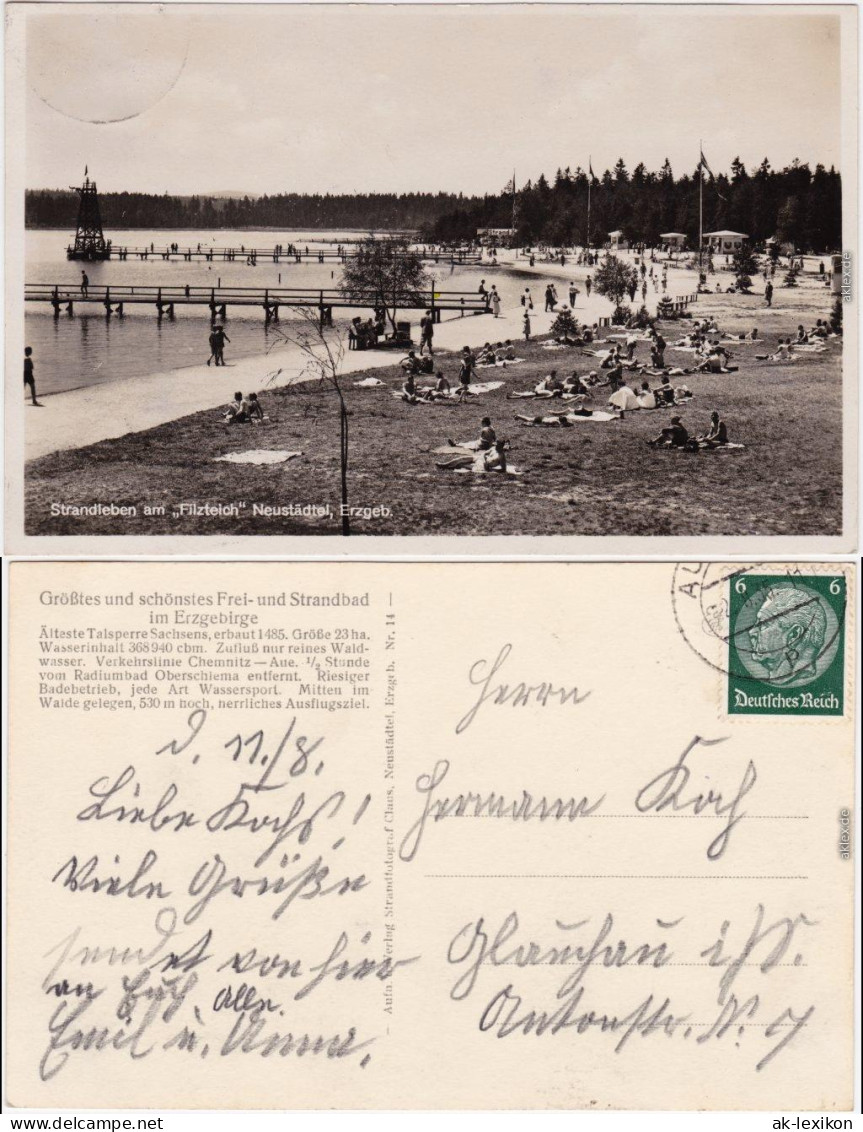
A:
478;359;523;368
518;411;618;425
390;380;503;402
215;449;302;465
353;377;387;388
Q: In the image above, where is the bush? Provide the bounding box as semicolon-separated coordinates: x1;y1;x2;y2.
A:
784;267;799;287
735;273;754;293
611;303;631;325
549;307;580;337
830;296;843;333
627;305;653;329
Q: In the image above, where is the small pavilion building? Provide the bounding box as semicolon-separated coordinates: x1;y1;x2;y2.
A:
703;230;748;254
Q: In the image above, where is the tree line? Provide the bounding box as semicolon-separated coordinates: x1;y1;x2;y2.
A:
26;156;842;252
425;158;842;252
24;189;482;232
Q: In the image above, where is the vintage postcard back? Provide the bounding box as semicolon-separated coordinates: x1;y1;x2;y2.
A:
5;561;855;1109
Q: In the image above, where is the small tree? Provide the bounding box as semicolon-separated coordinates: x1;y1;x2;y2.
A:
549;307;579;337
340;236;430;336
783;265;799;287
732;244;758;292
610;303;631;325
830;296;843;333
593;254;638;308
268;309;352;536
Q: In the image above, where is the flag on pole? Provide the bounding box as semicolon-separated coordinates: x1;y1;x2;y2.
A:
588;158;595;181
699;148;727;201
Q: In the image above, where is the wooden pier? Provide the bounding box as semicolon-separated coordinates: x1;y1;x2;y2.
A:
65;243;485;266
26;282;492;324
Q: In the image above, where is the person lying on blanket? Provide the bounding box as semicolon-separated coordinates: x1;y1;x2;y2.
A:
697;411;729;448
436;438;509;472
563;372;589;395
536;371;565;396
516;408;597;426
647;415;689;449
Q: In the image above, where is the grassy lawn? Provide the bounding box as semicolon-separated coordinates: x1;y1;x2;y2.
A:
25;282;842;537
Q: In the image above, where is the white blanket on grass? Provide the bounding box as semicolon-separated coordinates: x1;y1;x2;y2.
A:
215;449;302;465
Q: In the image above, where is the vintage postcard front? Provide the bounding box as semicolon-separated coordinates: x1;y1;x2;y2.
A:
3;2;859;555
5;560;855;1109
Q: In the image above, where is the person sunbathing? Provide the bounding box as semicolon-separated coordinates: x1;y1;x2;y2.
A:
608;384;640;414
247;392;264;422
795;325;809;344
563;372;588;395
437;438;510;471
654;378;676;405
536;371;565;396
400;350;421;375
446;417;496;452
697;410;729;448
224;392;250;424
516;408;595;426
480;438;509;473
637;381;657;409
424;371;451;400
810;319;829;338
401;374;419;402
647;415;689;448
600;346;621;370
695;346;736;374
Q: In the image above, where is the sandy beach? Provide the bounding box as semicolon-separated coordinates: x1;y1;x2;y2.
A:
23;252;701;460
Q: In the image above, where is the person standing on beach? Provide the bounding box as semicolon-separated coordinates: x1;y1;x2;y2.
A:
585;275;592;299
568;282;578;307
24;346;41;406
523;310;531;342
207;327;219;366
490;286;501;318
419;311;434;356
80;271;89;297
765;280;773;308
214;325;230;366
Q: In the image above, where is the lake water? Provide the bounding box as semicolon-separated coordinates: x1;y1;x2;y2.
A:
25;228;531;395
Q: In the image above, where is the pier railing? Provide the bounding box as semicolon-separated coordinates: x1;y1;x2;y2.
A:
26;283;492;324
65;244;484;266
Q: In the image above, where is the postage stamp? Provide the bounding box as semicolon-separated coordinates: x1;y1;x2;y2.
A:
727;574;846;715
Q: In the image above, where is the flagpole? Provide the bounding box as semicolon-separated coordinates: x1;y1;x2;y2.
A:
587;156;592;250
693;136;697;267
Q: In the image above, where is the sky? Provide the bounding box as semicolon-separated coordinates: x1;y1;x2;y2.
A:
18;3;846;197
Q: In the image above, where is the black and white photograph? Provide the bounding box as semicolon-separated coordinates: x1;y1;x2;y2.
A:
4;2;857;551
